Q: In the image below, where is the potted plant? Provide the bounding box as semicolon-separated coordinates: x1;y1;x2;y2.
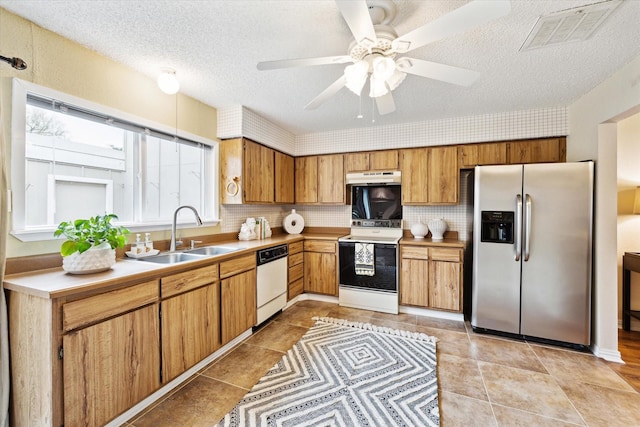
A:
54;213;130;274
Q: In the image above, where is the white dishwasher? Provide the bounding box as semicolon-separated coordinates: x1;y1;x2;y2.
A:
256;244;288;326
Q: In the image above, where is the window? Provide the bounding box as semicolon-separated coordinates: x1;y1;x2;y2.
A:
10;79;219;241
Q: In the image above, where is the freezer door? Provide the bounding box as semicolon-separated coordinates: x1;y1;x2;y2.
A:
472;165;523;334
520;162;593;345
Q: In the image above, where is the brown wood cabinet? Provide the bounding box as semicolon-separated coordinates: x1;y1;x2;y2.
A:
61;279;161;427
220;138;294;204
508;137;566;164
288;240;304;300
344;150;399;172
295;154;345;204
160;264;220;382
400;244;463;312
401;146;458;205
220;253;257;344
303;239;338;295
458;138;566;169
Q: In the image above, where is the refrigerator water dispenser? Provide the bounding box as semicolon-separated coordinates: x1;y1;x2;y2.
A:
480;211;514;243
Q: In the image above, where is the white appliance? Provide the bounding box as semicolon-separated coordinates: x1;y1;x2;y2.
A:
256;244;288;326
471;161;594;348
338;174;402;314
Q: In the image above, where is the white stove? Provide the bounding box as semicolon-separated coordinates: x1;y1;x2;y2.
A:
338;220;402;314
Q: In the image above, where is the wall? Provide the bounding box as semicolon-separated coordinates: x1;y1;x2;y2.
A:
0;8;220;257
616;113;640;331
569;53;640;361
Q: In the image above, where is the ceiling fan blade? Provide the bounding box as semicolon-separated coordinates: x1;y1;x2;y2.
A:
305;75;347;110
392;0;511;53
375;92;396;115
398;58;480;87
336;0;377;48
257;55;352;70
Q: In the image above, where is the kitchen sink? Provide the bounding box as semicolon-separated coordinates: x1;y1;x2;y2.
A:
138;252;207;264
184;246;241;256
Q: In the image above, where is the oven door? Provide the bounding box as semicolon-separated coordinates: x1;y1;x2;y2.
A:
338;242;398;292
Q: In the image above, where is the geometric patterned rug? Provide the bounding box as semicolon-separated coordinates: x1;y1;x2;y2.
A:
216;317;439;426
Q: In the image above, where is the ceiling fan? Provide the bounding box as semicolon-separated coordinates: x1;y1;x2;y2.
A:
257;0;511;115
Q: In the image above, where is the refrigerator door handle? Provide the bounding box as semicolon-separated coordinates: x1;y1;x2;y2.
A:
515;194;522;261
524;193;532;261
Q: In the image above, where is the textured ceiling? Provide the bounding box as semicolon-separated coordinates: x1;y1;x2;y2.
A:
2;0;639;135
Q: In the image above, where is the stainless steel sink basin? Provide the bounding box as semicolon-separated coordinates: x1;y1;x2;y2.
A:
184;246;241;256
138;252;207;264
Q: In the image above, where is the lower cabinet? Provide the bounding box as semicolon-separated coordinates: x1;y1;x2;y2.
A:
288;240;304;300
63;304;161;427
303;240;338;296
220;253;257;345
400;244;463;312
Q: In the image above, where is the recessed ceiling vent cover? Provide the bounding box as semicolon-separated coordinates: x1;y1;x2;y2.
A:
520;0;621;51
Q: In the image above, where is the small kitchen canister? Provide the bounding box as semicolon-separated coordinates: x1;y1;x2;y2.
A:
283;209;304;234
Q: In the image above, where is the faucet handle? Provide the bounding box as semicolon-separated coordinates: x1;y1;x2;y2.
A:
190;240;203;249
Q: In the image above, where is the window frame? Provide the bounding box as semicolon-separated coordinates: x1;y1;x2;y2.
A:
10;78;220;242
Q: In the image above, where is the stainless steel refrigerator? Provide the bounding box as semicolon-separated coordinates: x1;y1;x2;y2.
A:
471;161;593;347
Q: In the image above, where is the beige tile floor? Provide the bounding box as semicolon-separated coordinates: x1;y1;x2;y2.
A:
126;300;640;426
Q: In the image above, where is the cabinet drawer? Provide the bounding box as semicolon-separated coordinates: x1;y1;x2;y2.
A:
289;263;304;282
289;252;303;267
220;253;256;279
63;279;159;332
304;240;336;253
289;277;303;300
429;248;462;262
401;245;429;260
161;264;219;298
289;241;303;254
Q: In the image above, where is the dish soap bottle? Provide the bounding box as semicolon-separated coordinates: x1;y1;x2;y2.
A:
135;233;143;255
144;233;154;253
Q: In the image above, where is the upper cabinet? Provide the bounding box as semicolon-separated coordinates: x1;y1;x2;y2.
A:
220;138;294;204
508;137;566;164
344;150;399;173
401;146;458;205
295;154;345;204
458;138;566;169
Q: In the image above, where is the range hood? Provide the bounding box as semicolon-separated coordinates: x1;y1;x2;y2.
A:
346;171;401;185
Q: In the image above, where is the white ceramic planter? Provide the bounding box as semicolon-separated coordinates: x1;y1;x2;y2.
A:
62;243;116;274
428;218;448;241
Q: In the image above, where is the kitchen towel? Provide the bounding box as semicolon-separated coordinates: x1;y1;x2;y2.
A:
355;242;375;276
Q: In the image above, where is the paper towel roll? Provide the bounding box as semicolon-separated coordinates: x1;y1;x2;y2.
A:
283;209;304;234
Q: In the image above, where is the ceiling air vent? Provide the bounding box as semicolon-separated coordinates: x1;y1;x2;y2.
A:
520;0;622;52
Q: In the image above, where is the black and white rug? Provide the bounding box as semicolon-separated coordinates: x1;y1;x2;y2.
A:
216;317;439;426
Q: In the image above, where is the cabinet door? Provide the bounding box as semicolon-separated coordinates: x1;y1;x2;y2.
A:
369;150;398;170
478;143;508;165
161;283;220;382
344;152;370;173
427;146;458;204
243;140;274;203
428;260;461;311
303;252;337;295
509;138;566;164
295;156;318;203
317;154;345;203
400;148;429;204
275;151;295;204
63;304;160;427
400;258;429;306
221;269;257;344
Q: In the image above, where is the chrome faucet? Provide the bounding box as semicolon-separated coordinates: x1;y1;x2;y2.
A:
170;205;203;251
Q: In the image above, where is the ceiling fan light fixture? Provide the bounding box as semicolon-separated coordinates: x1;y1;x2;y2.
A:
372;56;396;80
369;75;389;98
344;61;369;95
157;68;180;94
386;69;406;91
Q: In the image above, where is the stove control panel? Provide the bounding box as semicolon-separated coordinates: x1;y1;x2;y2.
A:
351;219;402;228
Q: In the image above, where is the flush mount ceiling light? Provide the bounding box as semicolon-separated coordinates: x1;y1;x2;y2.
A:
157;68;180;94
